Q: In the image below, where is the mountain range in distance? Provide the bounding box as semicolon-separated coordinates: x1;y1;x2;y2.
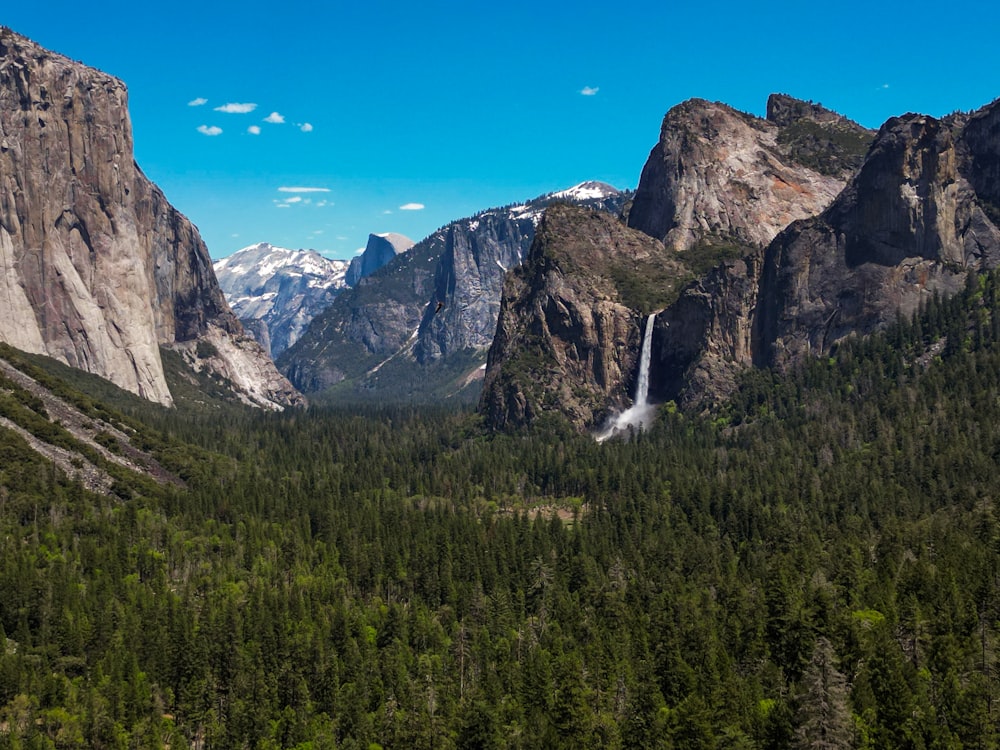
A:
3;24;1000;437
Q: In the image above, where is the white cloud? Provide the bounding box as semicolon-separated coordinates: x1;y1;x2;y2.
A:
284;196;303;204
316;200;331;207
382;210;393;215
214;102;257;114
278;186;331;193
580;86;599;96
312;230;324;235
248;125;261;135
197;125;223;136
264;112;285;124
188;97;208;107
300;123;314;132
276;204;291;209
399;203;425;211
336;236;349;241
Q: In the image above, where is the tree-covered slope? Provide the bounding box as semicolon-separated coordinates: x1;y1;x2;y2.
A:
4;271;1000;747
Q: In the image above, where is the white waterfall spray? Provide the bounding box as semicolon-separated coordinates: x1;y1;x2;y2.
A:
595;313;658;442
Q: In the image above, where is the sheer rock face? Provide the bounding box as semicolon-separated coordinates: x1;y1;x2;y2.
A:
650;251;764;409
345;233;414;287
279;184;626;397
480;205;688;431
757;104;1000;371
656;99;1000;410
414;211;535;362
627;96;872;252
482;97;1000;428
0;27;301;408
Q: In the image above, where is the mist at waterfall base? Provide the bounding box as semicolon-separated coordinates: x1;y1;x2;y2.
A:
595;313;658;442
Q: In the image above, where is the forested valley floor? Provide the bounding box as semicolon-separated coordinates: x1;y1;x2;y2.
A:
5;274;1000;748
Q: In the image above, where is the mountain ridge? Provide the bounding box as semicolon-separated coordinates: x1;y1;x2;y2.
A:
278;182;628;401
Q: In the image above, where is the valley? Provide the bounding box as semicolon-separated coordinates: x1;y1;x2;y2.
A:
3;17;1000;750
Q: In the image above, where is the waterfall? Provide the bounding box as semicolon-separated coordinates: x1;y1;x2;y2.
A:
596;313;658;442
634;312;656;406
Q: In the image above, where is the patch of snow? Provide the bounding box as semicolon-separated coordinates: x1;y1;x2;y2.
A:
550;181;619;202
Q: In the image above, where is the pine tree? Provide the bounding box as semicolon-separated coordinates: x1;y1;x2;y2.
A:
793;637;852;750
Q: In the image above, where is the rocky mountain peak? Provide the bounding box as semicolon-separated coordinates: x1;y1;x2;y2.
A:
345;232;415;287
214;244;349;357
765;93;850;128
626;96;864;253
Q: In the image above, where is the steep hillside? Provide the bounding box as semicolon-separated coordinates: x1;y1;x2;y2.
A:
0;27;301;409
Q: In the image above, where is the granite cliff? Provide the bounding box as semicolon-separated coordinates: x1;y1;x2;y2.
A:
214;243;349;358
627;94;873;252
0;28;301;408
345;233;414;287
480;204;687;430
483;96;1000;430
279;183;626;401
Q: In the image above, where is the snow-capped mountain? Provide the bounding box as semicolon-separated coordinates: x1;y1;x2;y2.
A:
214;243;350;358
503;181;623;226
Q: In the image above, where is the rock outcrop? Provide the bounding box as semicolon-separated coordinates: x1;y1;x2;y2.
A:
345;233;414;287
214;243;349;357
654;99;1000;410
480;204;689;430
483;96;1000;430
0;27;301;408
756;103;1000;371
627;95;873;252
279;183;626;401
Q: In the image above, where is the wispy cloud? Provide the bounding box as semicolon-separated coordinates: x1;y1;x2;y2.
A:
188;97;208;107
580;86;599;96
264;112;285;124
214;102;257;114
382;210;393;215
283;196;303;204
300;123;314;133
276;204;291;209
248;125;261;135
399;203;425;211
278;187;331;193
316;200;332;207
197;125;223;136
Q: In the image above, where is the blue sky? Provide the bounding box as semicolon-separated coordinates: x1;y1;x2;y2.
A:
6;1;1000;260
